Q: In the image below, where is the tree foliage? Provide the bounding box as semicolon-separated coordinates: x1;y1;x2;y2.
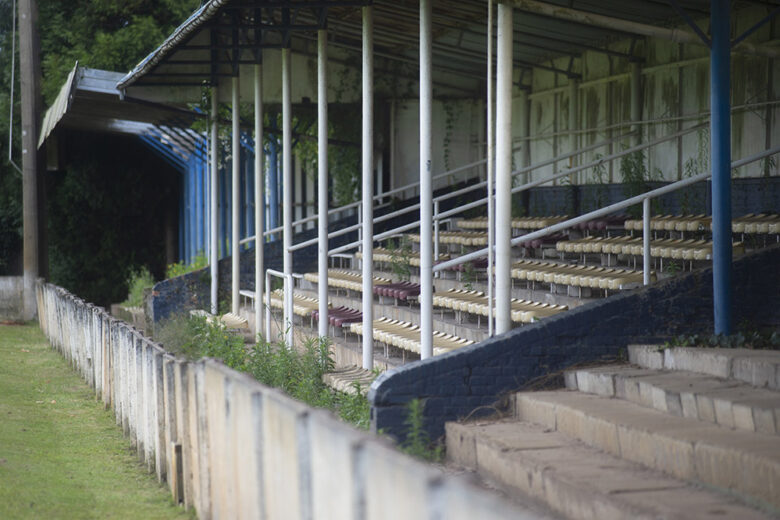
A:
0;0;200;291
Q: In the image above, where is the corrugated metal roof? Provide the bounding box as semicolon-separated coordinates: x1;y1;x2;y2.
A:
116;0;731;94
38;64;203;162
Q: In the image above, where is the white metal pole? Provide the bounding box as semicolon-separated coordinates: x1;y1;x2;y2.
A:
317;29;329;339
361;5;374;370
265;270;271;340
568;78;579;183
282;47;293;346
630;61;641;147
486;0;495;338
495;3;513;334
419;0;433;360
254;63;264;338
231;76;241;315
643;197;651;285
210;86;219;315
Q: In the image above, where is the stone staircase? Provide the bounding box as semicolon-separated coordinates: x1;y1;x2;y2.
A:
446;345;780;519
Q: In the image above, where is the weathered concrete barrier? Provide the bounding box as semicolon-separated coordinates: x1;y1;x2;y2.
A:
36;281;528;519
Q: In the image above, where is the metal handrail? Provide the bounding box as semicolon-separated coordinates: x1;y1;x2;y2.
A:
241;129;637;247
239;153;487;246
265;268;294;346
432;145;780;275
327;124;702;257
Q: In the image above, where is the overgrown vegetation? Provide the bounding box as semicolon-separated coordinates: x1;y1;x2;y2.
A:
398;398;444;462
663;327;780;351
121;267;155;308
619;149;662;217
166;252;209;279
155;314;372;429
387;236;413;281
0;1;200;299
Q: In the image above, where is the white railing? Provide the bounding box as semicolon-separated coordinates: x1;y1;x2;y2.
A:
265;268;293;346
433;145;780;282
325;124;701;257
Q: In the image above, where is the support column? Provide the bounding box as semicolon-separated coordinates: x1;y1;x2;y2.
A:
710;0;732;334
630;61;641;146
282;48;293;345
361;5;374;370
20;0;42;320
419;0;433;360
519;89;531;172
210;87;219;314
268;132;279;236
568;78;579;183
231;76;241;315
317;29;329;338
254;63;264;337
486;0;495;338
495;3;513;334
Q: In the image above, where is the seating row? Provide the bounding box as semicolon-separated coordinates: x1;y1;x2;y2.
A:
510;259;653;290
354;248;450;267
624;213;780;234
303;269;391;293
457;215;569;230
349;317;474;357
556;236;744;261
265;289;328;318
432;288;568;324
407;230;488;247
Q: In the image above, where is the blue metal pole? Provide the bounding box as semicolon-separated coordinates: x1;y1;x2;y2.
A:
178;176;185;263
200;155;206;256
194;154;203;258
185;167;193;264
711;0;732;335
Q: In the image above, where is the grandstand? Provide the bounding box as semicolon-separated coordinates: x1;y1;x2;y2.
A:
37;0;780;517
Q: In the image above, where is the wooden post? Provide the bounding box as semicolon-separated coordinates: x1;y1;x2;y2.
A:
19;0;44;320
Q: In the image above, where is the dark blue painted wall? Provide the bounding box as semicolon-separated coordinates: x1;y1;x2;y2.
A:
368;244;780;442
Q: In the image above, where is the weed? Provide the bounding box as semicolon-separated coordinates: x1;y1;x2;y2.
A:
122;267;155;308
462;261;476;291
663;329;780;351
387;237;412;281
399;398;444;462
664;261;682;275
166;252;208;279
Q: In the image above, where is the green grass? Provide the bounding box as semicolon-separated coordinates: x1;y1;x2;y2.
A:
0;323;194;520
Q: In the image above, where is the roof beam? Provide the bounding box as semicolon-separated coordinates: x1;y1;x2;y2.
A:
504;0;780;58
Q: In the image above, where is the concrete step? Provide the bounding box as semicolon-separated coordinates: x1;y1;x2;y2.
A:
514;390;780;511
628;344;780;390
447;419;770;520
565;365;780;435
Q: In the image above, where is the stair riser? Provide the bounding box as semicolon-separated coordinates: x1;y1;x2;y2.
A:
515;394;780;510
447;421;770;520
567;370;780;436
628;345;780;390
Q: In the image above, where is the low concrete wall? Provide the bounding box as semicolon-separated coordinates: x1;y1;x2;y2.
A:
0;276;24;322
369;244;780;441
36;281;527;520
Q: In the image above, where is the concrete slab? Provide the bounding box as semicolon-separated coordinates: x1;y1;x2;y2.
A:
574;367;780;434
513;390;780;509
446;419;771;520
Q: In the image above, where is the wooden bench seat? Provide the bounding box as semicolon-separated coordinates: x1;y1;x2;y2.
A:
303;269;391;293
510;259;653;291
432;288;568;324
350;317;475;357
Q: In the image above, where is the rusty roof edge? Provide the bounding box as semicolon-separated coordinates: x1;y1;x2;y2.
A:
117;0;229;90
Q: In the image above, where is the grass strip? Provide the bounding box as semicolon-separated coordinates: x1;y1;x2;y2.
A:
0;323;193;520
